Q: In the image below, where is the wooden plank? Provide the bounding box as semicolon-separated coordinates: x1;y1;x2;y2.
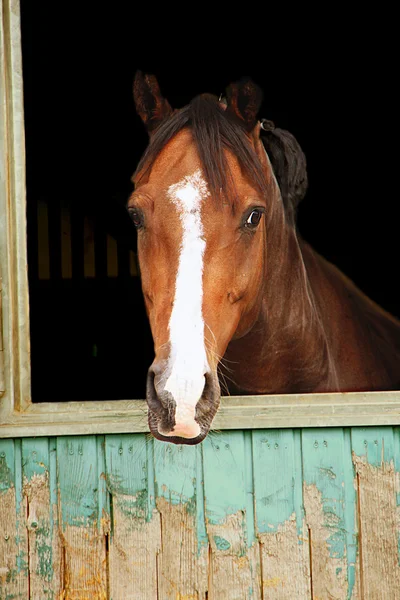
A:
93;217;107;279
153;439;208;599
70;201;84;280
37;198;50;280
302;428;360;599
60;200;73;279
56;436;108;599
22;437;63;598
104;434;160;599
4;391;400;439
394;426;400;569
83;216;96;278
351;427;400;599
107;234;118;277
47;195;62;280
0;0;32;414
202;431;261;600
252;429;311;598
0;277;4;395
0;439;28;598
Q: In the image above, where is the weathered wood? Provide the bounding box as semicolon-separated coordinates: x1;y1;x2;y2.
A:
22;437;63;598
37;198;50;280
352;427;400;599
0;278;4;396
0;430;399;597
0;0;31;415
105;434;160;600
302;428;360;599
3;392;400;439
0;439;28;598
202;431;261;600
252;429;311;599
57;436;108;599
83;216;96;278
61;199;73;279
154;440;208;599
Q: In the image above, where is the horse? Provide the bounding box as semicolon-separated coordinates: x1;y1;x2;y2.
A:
129;72;400;445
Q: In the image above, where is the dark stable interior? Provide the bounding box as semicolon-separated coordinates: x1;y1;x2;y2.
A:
20;3;398;402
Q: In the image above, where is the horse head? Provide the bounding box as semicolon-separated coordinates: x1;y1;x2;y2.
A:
129;73;306;444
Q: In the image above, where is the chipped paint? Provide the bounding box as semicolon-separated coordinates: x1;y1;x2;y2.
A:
1;430;400;598
304;483;350;598
0;440;28;598
352;449;400;599
258;514;311;599
302;429;359;599
157;496;208;600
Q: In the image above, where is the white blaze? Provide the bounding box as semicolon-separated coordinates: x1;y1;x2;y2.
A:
164;170;209;437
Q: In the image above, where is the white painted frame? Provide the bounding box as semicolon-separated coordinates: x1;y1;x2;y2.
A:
1;0;400;439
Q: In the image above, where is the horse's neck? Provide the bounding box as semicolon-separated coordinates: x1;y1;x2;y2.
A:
225;223;335;395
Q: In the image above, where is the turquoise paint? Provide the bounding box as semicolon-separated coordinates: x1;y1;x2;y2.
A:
153;440;197;505
351;426;395;468
395;427;400;565
352;427;400;569
302;429;358;600
21;438;54;590
21;438;48;480
0;439;14;492
342;428;357;598
0;440;28;587
252;429;304;538
195;441;209;551
146;437;157;516
243;431;257;547
57;436;100;529
14;440;28;578
202;431;247;523
105;434;150;524
202;430;257;554
96;435;110;528
213;535;231;551
152;438;208;553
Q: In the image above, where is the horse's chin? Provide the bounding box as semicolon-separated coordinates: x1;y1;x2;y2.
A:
148;419;208;446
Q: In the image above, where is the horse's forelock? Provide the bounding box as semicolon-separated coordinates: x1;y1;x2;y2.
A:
133;95;271;207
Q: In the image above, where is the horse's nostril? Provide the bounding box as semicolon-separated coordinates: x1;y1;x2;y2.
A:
146;367;164;413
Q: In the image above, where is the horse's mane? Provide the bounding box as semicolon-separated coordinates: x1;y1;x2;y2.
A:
261;127;308;223
134;93;308;222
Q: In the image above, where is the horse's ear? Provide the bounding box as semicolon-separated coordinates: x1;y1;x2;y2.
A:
225;77;263;132
133;71;173;134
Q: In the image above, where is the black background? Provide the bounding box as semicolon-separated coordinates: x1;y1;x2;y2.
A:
20;3;399;400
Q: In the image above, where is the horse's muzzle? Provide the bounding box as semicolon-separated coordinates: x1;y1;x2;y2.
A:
146;360;220;445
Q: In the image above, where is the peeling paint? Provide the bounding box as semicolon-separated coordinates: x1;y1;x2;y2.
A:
258;514;311;599
353;451;400;599
304;483;351;598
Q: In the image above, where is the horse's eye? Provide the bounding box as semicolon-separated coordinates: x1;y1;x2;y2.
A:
245;209;263;228
128;208;144;229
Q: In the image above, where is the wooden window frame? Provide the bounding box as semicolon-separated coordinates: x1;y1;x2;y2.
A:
1;0;400;439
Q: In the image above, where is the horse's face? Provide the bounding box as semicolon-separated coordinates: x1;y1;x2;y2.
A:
131;74;273;444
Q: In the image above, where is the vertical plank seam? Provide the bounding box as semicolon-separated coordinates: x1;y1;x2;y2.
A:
26;493;31;600
356;472;365;600
299;429;313;599
207;543;212;598
156;546;160;600
258;540;264;600
308;527;314;600
105;531;110;600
